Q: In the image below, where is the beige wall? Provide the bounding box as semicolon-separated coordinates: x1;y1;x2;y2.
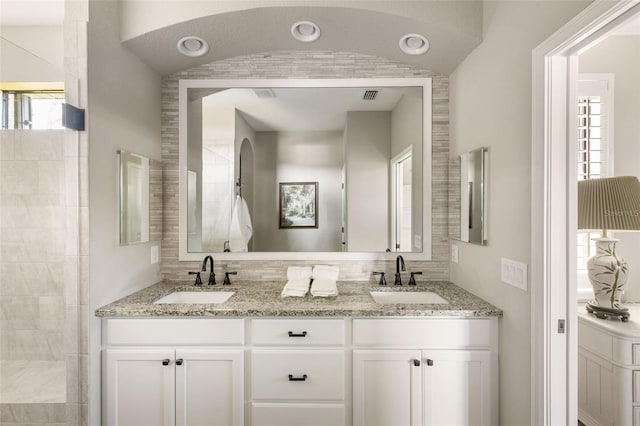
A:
345;111;391;251
252;130;343;252
579;35;640;301
87;0;162;424
0;26;64;82
449;1;591;425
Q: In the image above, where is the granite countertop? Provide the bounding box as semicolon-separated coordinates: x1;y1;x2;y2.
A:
95;280;502;318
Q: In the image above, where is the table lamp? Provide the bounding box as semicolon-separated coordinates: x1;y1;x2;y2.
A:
578;176;640;321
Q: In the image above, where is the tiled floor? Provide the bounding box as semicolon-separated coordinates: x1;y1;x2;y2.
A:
0;361;66;403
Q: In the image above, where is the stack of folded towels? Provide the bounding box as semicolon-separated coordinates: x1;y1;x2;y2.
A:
310;265;339;298
281;266;312;298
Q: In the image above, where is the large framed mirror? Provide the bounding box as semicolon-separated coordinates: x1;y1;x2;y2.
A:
119;150;163;245
179;78;432;260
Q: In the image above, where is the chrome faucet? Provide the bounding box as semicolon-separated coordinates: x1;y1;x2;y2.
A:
202;255;216;285
395;255;405;285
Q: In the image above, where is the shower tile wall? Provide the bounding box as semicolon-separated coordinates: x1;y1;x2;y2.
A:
0;129;84;426
0;130;66;363
160;51;451;281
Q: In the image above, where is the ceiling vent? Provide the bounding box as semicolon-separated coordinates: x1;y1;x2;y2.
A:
253;88;276;99
363;90;379;101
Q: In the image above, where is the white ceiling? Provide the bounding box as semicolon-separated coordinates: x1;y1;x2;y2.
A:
0;0;64;26
200;86;419;132
124;5;482;76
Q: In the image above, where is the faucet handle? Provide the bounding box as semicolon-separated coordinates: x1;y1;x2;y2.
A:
208;272;216;286
408;272;422;286
188;271;203;286
223;272;237;285
373;272;387;286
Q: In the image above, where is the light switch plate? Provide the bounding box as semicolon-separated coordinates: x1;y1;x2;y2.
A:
451;244;459;264
501;258;527;291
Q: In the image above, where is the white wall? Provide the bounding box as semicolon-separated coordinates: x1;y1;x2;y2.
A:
87;0;162;423
391;91;423;251
579;35;640;301
253;130;343;252
345;111;391;252
0;26;64;82
449;1;591;425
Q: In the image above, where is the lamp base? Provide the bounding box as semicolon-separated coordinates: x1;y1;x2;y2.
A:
586;302;630;322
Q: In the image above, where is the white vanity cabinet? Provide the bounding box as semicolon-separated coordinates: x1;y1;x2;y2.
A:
250;319;347;426
352;318;498;426
102;319;245;426
578;305;640;426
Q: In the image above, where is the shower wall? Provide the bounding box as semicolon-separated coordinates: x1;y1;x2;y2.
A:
0;129;74;424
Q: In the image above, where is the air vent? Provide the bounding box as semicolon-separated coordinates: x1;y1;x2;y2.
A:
253;88;276;99
363;90;379;101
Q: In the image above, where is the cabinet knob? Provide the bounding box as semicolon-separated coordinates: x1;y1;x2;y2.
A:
162;359;170;366
176;358;183;366
412;359;421;367
288;374;308;381
426;359;434;366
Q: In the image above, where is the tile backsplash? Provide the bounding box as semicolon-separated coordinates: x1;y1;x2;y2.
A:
160;51;451;283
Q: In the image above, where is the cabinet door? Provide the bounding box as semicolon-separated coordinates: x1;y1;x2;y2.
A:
103;349;175;426
353;350;422;426
422;350;492;426
175;349;244;426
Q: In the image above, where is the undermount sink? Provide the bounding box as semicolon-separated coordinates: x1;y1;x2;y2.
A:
370;291;449;305
154;291;234;304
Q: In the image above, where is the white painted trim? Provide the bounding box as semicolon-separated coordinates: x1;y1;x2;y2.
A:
390;146;413;252
531;1;640;425
178;78;433;261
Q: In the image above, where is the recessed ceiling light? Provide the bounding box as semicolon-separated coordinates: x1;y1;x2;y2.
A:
399;34;430;55
177;36;209;57
291;21;321;43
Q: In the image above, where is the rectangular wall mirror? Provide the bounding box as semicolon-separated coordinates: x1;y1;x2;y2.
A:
178;78;432;260
119;150;163;245
460;147;488;245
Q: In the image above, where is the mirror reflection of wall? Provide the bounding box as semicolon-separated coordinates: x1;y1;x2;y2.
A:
119;150;162;245
183;84;427;254
460;147;487;246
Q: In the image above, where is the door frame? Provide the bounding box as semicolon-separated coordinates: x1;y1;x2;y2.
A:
531;0;640;424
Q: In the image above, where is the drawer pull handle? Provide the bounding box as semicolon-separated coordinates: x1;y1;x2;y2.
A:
162;359;170;366
288;374;308;382
288;331;308;337
176;359;184;366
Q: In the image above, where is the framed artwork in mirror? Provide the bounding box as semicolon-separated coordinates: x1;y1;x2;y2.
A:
279;182;318;229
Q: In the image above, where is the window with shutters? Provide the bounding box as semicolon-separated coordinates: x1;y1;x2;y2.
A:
576;74;614;300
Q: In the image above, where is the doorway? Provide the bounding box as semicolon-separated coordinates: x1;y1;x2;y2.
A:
391;147;413;252
532;1;640;424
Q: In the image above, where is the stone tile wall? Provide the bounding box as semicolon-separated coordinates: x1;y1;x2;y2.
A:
160;51;451;282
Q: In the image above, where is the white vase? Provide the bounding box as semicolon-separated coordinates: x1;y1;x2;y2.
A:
587;237;628;310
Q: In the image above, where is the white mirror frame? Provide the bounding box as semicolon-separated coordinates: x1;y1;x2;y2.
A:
178;78;432;261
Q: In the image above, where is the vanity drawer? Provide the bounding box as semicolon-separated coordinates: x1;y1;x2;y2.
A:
103;318;244;346
633;344;640;365
353;318;493;348
252;350;345;400
251;319;345;346
252;403;345;426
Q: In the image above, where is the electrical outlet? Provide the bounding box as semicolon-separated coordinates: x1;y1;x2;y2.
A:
451;244;459;264
501;258;527;291
150;245;159;264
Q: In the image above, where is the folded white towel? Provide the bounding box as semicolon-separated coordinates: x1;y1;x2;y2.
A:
281;279;311;298
287;266;313;281
312;265;339;281
310;279;338;297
